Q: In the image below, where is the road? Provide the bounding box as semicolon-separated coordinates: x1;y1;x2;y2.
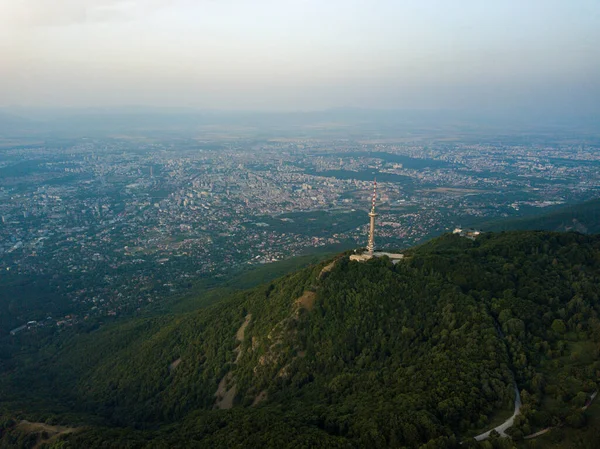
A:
472;312;596;442
474;385;522;441
472;316;522;441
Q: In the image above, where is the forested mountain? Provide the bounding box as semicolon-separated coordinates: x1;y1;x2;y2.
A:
2;231;600;448
478;198;600;235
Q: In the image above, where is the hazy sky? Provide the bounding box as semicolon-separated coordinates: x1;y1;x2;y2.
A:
1;0;599;112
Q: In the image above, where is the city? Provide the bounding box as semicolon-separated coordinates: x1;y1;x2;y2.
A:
1;136;599;334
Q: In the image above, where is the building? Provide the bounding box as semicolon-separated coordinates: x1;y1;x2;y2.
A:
10;325;27;336
453;228;482;240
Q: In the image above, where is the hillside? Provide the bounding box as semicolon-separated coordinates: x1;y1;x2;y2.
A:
476;198;600;234
0;244;340;337
1;231;600;448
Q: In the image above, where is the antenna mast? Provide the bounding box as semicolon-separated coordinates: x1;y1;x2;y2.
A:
367;178;378;255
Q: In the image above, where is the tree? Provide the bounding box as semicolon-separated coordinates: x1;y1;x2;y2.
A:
551;319;566;335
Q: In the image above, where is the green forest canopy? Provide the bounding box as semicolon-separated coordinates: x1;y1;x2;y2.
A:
1;230;600;448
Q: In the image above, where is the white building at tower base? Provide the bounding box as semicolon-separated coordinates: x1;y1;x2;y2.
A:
350;251;404;264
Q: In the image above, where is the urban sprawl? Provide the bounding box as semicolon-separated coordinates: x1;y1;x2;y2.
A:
1;139;599;333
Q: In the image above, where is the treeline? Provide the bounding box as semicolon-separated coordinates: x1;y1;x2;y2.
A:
0;231;599;448
478;198;600;234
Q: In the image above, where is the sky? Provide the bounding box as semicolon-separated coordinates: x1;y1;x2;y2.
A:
1;0;599;113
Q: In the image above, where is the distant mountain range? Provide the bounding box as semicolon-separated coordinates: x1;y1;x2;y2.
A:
0;111;31;128
1;107;599;139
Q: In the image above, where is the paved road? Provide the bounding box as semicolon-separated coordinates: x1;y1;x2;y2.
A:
472;311;596;442
474;385;522;441
583;391;598;410
473;317;522;441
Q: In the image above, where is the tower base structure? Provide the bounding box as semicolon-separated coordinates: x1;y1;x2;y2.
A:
350;251;405;264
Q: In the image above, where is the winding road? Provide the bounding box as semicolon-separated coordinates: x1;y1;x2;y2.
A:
473;316;522;441
468;308;598;442
474;385;522;441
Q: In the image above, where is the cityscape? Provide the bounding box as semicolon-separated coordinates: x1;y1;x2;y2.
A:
1;136;599;334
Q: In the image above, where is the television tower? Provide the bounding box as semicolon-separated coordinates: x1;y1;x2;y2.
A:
367;179;378;255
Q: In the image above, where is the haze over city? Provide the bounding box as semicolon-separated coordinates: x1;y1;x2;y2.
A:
1;0;599;114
